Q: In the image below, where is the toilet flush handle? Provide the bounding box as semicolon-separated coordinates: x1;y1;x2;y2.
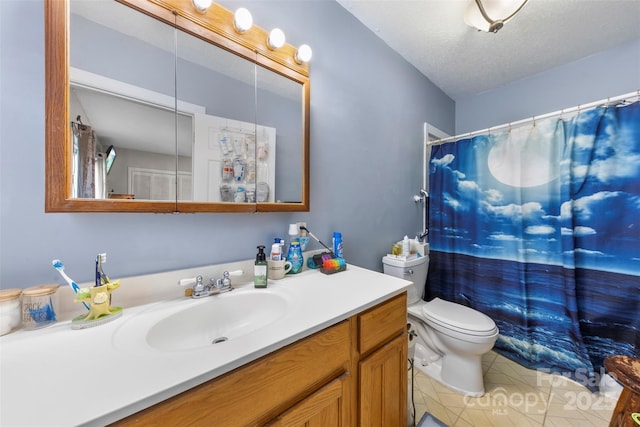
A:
405;269;414;276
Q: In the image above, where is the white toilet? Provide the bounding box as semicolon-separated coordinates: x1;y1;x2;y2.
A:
382;253;499;396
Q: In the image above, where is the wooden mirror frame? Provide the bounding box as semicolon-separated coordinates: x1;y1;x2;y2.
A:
45;0;310;213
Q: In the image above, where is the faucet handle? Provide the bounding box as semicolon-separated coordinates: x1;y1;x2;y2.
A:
179;275;209;298
226;269;244;278
193;276;206;293
222;269;244;287
178;277;198;287
211;269;243;293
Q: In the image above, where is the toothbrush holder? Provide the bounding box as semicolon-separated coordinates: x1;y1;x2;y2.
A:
71;280;123;329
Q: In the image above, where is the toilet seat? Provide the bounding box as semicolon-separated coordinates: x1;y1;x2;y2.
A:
408;298;498;342
423;297;497;336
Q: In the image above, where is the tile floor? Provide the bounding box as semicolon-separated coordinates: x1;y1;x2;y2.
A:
409;351;620;427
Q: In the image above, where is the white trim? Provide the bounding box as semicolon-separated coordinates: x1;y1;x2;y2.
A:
423;123;450;191
70;67;206;115
425;123;450;142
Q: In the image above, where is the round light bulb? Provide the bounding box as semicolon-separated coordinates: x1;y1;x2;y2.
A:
295;44;312;64
192;0;212;13
267;28;286;50
233;8;253;33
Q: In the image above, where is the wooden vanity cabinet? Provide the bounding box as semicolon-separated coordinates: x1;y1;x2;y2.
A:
112;293;407;426
357;293;408;427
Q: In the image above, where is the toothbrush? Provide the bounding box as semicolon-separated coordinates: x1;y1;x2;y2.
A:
96;253;109;286
95;255;101;287
52;259;90;310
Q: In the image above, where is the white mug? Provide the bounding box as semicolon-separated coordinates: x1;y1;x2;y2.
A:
268;259;293;280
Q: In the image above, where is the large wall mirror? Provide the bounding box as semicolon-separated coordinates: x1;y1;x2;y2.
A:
46;0;310;213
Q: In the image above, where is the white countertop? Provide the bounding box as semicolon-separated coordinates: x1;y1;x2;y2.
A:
0;260;410;426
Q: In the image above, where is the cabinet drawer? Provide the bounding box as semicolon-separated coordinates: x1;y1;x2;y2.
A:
358;292;407;356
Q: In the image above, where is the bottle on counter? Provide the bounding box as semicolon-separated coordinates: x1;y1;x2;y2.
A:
333;231;344;259
270;242;282;261
273;237;284;260
286;241;303;274
402;235;410;255
254;245;268;288
288;223;299;247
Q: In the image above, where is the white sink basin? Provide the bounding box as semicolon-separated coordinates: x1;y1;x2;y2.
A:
112;288;291;353
147;291;288;351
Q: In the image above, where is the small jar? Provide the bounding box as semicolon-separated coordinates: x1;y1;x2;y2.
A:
0;288;23;336
22;284;60;330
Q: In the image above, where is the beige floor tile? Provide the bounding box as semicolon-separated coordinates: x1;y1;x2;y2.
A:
423;396;458;426
484;371;526;387
548;375;584;390
487;359;551;391
543;413;609;427
462;385;547;423
458;406;544;427
411;350;617;427
414;373;440;401
482;351;498;374
435;390;468;416
546;388;615;420
588;396;618;422
530;370;558;391
452;415;475;427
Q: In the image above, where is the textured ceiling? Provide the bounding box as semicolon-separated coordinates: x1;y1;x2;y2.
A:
336;0;640;100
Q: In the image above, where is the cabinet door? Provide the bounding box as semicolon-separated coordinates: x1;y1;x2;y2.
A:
267;375;349;427
359;334;408;427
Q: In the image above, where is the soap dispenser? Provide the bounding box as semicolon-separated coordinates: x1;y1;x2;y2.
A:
254;245;268;288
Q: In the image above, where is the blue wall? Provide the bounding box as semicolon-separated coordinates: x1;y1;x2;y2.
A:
0;0;454;288
455;38;640;134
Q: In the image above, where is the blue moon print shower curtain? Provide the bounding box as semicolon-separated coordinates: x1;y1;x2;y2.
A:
426;101;640;388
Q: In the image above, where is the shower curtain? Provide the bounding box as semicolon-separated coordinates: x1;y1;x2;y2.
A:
426;101;640;388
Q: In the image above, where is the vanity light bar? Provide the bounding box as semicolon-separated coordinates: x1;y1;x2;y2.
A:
189;1;312;66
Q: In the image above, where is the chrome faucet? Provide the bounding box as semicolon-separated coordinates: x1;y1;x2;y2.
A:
210;270;235;294
178;270;243;299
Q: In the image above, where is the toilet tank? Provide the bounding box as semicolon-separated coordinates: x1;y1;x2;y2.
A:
382;255;429;305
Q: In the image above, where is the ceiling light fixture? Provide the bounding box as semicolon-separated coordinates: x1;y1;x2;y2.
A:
191;0;213;14
464;0;528;33
294;44;313;64
267;28;286;50
233;8;253;34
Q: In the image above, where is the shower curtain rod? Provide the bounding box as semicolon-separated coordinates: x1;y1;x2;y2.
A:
427;89;640;146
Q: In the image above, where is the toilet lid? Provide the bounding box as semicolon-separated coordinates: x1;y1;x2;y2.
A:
422;297;497;336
